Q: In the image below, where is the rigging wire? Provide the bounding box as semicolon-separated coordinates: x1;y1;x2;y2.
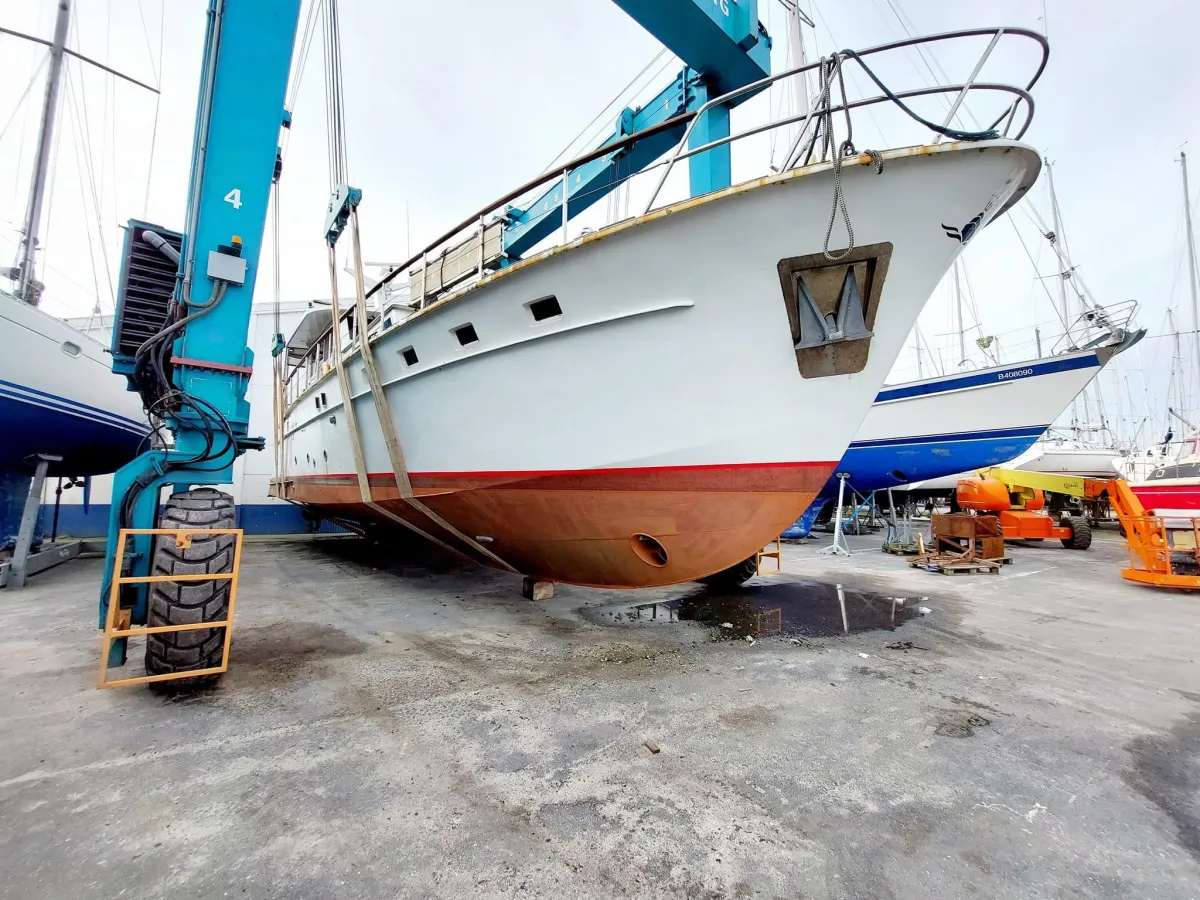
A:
9;5;49;213
541;48;668;174
810;1;890;147
64;67;108;320
134;0;159;84
287;0;324;113
1006;214;1068;332
553;50;679;181
64;63;116;309
141;0;165;218
0;55;48;147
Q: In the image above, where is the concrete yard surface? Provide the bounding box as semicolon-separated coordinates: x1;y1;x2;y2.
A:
1;530;1199;898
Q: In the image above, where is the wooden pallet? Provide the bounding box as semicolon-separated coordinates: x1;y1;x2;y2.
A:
910;556;1004;576
882;542;921;556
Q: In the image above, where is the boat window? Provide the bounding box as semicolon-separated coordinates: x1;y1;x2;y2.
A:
528;296;562;322
60;341;82;358
314;398;320;410
454;323;479;346
401;346;418;366
320;392;327;406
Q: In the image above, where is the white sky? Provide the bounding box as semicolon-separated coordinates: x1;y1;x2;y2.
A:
1;0;1198;446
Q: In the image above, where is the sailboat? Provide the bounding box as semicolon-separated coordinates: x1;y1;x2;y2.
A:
1;0;150;542
785;162;1143;534
1127;150;1200;517
271;28;1049;587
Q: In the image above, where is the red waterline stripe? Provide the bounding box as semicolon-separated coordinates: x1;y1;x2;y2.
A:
286;460;838;480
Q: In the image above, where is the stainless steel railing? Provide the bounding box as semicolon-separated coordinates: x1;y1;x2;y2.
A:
283;26;1049;408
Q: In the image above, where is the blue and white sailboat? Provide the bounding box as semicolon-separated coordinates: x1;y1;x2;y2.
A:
787;328;1143;536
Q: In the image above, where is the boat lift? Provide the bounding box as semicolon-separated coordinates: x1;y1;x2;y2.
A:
97;0;782;688
962;468;1200;590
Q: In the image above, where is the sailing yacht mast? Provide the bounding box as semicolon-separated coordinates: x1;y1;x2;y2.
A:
780;2;812;125
953;260;967;366
1046;162;1071;331
12;0;71;306
1045;161;1084;435
1182;151;1200;400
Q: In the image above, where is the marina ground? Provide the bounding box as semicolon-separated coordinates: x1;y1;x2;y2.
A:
1;530;1198;898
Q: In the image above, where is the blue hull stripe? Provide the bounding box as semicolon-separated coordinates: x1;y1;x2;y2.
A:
849;424;1048;450
0;378;147;435
874;353;1099;403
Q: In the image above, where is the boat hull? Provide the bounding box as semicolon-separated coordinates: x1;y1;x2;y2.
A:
275;141;1041;586
283;463;829;587
850;350;1105;491
787;349;1112;534
1;292;148;476
1128;480;1200;519
1013;444;1121;479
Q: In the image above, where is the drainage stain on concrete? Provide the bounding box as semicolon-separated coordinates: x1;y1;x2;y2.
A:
673;578;920;638
231;622;368;681
1125;693;1200;864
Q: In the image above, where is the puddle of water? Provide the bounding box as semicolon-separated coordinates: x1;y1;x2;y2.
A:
664;578;920;639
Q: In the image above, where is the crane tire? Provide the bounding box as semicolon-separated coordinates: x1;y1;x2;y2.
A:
144;489;237;691
1060;516;1093;550
698;556;760;588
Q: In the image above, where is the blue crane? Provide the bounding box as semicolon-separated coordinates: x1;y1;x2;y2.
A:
502;0;771;260
99;0;301;684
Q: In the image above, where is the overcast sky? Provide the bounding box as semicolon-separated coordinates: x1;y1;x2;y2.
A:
1;0;1198;445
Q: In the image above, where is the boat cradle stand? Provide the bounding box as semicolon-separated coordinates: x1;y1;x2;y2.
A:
1;454;89;589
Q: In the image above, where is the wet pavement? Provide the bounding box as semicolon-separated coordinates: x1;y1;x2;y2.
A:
2;529;1199;899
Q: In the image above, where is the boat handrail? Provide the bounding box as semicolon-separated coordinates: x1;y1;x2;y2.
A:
642;26;1046;213
283;26;1049;408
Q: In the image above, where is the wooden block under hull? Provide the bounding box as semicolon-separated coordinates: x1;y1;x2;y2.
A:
273;473;821;588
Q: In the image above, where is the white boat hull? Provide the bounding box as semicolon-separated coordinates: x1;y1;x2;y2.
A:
274;141;1041;586
0;291;148;476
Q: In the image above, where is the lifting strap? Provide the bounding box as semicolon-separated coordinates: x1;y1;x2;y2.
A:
344;213;519;573
323;247;468;558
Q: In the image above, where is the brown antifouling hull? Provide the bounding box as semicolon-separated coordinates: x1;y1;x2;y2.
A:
273;463;830;588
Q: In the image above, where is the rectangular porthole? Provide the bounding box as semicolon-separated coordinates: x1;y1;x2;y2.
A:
320;392;327;406
454;323;478;346
528;295;561;322
314;397;320;410
401;346;418;366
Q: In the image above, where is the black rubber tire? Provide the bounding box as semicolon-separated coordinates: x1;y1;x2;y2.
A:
697;556;759;588
1060;516;1093;550
144;489;237;690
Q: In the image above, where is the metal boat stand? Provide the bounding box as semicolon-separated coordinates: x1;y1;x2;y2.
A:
818;473;854;557
0;453;91;588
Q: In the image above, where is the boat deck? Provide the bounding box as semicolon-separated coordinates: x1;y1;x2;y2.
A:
2;531;1197;898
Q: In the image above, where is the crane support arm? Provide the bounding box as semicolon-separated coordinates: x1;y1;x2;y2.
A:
610;0;770;94
502;70;694;259
502;0;773;257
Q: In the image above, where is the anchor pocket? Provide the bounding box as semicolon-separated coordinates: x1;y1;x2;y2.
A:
776;242;892;378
